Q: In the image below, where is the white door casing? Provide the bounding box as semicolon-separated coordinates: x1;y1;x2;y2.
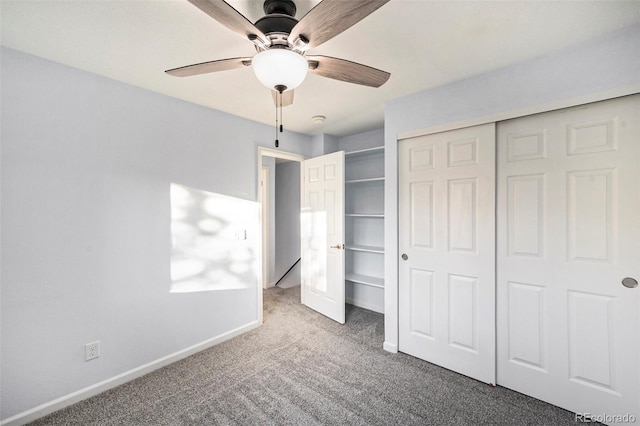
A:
398;123;496;384
301;151;346;324
260;165;270;289
496;95;639;421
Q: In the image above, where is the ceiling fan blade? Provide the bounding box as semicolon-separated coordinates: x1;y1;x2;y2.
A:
165;57;252;77
288;0;389;49
271;89;294;107
187;0;268;45
306;56;390;88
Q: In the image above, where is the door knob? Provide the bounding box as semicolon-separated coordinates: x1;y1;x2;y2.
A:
401;253;408;261
330;244;343;249
622;277;638;288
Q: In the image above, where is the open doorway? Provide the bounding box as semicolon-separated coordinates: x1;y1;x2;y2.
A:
257;147;305;321
258;147;348;324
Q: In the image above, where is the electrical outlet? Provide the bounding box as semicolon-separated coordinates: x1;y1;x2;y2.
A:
85;341;100;361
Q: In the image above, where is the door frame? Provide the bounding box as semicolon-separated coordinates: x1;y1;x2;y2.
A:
260;164;271;290
257;147;306;324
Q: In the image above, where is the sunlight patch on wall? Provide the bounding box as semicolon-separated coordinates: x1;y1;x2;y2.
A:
170;184;259;293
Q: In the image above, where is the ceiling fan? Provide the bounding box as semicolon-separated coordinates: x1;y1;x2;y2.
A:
165;0;391;107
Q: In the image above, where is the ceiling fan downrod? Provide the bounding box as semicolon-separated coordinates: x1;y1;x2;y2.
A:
263;0;296;17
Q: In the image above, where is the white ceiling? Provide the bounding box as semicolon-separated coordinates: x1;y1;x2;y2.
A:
2;0;638;137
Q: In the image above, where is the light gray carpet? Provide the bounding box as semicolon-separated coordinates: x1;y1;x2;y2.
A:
29;286;581;425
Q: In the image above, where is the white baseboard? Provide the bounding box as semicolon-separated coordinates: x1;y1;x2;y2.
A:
383;341;398;353
1;321;261;426
345;297;384;314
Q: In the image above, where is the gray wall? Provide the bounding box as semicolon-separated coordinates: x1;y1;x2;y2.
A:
339;129;384;152
274;161;301;285
383;24;640;352
0;47;313;420
310;133;339;156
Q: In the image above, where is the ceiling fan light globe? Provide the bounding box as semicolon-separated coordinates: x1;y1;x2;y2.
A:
252;49;308;91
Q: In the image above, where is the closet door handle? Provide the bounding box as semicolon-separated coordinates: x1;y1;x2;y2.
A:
401;253;408;261
622;277;638;288
330;244;344;249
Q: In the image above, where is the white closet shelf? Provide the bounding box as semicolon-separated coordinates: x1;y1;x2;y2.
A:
343;139;385;313
345;273;384;288
345;146;384;159
346;177;385;184
345;244;384;253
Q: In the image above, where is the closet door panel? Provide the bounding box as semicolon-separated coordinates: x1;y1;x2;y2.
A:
497;95;640;420
399;123;496;385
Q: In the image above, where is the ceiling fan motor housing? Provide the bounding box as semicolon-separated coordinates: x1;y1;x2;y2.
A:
254;14;298;38
255;0;301;48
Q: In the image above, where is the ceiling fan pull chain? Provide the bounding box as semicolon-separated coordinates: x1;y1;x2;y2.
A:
280;89;284;133
273;84;287;148
275;91;279;147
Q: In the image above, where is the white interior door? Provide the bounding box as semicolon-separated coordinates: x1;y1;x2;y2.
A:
301;151;345;324
398;123;496;384
497;95;639;421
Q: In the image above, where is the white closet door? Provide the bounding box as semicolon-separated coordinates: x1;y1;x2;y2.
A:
497;95;639;420
399;123;496;384
301;151;345;324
